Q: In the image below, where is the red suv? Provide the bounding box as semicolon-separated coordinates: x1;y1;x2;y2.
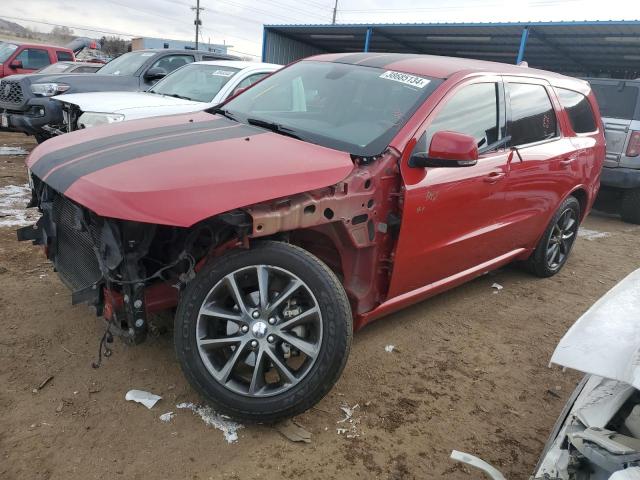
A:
0;41;75;78
19;53;605;422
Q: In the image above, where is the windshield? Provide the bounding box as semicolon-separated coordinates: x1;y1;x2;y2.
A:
221;61;441;156
38;62;73;73
150;64;240;102
98;51;154;76
591;82;640;121
0;42;18;64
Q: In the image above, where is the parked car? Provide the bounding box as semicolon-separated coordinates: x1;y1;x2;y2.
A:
18;53;605;422
451;268;640;480
0;40;75;78
586;78;640;224
37;61;102;74
50;61;280;133
0;48;238;142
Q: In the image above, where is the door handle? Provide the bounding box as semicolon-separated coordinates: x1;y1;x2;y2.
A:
484;171;506;184
560;157;577;168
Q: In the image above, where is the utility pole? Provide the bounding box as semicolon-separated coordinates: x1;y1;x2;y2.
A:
331;0;338;24
191;0;204;50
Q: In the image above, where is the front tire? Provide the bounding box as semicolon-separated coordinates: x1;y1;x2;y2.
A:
174;241;352;422
526;196;581;278
621;188;640;224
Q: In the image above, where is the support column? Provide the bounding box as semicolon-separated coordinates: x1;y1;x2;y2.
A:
364;27;373;52
516;27;530;64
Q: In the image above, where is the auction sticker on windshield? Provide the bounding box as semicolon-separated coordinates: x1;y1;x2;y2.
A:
379;71;430;88
211;70;235;77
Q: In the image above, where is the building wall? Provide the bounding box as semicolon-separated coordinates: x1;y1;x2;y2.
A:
131;37;228;55
262;29;326;64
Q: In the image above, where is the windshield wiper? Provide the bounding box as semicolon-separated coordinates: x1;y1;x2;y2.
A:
164;93;192;101
210;107;237;121
246;118;302;140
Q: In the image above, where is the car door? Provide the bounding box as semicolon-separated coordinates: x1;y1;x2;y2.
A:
388;78;513;298
12;47;52;74
500;78;579;248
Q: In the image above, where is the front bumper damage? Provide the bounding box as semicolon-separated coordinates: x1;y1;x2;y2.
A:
18;176;242;344
1;97;64;137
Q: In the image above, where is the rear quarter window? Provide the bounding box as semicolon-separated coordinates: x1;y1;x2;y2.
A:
556;88;597;134
508;83;558;146
590;82;639;120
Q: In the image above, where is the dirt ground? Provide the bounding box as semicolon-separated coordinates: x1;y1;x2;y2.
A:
1;131;639;480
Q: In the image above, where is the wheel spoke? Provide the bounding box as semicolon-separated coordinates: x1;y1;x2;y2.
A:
277;307;320;331
213;340;248;384
547;243;559;263
256;265;269;309
200;304;244;324
248;348;266;395
563;213;576;231
562;230;575;241
224;274;249;316
265;347;296;384
267;279;302;314
276;331;319;359
198;335;244;350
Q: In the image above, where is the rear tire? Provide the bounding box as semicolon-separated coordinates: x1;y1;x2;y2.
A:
526;196;581;278
174;241;352;423
621;188;640;224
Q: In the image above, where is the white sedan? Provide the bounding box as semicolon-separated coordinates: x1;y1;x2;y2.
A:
52;60;280;131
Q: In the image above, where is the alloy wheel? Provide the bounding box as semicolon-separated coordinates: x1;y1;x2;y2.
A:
195;265;323;398
545;208;577;270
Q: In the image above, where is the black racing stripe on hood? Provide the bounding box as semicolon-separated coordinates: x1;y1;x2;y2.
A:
32;117;231;179
45;123;261;193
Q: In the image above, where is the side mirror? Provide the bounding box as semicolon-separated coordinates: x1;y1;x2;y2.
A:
409;131;479;168
144;67;167;81
9;60;23;69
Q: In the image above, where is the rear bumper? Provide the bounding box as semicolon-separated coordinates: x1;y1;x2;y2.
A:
1;98;63;136
600;167;640;190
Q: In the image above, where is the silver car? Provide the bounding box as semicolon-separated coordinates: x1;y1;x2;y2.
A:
587;78;640;224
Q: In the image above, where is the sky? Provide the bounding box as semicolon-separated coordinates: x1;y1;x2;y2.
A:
2;0;637;58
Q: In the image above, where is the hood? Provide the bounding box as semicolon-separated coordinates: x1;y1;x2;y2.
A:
56;91;203;114
550;268;640;388
27;111;355;227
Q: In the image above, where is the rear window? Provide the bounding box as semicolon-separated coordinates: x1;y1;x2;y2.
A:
556;88;597;134
590;82;639;120
508;83;558;146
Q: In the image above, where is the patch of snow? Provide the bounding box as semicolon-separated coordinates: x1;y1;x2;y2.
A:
0;146;29;156
578;228;611;241
159;411;175;423
384;345;396;353
0;184;39;227
176;402;243;443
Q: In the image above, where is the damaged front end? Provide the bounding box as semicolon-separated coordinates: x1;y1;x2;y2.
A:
18;174;245;344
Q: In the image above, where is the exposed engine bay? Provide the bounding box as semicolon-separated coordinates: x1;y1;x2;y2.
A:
534;376;640;480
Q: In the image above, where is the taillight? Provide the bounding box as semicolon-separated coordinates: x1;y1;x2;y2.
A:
627;131;640;157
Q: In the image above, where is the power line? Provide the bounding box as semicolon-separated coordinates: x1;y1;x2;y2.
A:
0;15;137;37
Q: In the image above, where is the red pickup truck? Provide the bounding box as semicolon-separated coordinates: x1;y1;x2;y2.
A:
0;41;75;78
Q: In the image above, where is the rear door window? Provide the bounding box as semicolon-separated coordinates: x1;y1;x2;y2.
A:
508;83;558;146
556;88;597;134
150;54;194;75
15;48;51;69
424;82;503;151
56;50;74;61
590;82;639;120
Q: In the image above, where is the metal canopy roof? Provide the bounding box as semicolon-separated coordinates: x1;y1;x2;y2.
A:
262;21;640;78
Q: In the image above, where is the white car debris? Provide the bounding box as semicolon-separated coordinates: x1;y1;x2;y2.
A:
159;411;175;423
452;268;640;479
53;61;281;131
176;402;243;444
491;282;503;292
125;389;162;409
0;146;29;156
384;345;396;353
